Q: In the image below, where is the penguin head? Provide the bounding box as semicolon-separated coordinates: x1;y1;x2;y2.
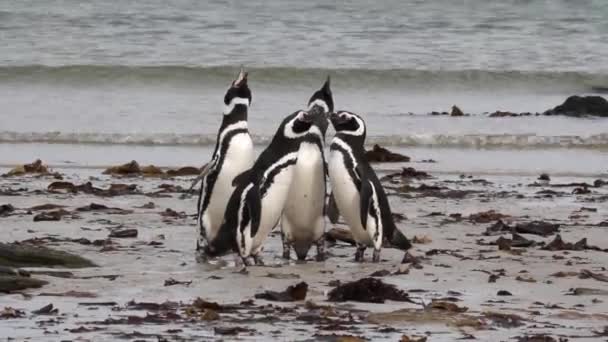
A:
223;67;252;115
280;110;322;140
329;110;366;140
307;76;333;136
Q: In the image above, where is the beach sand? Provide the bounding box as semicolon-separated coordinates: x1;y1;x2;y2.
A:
1;160;607;341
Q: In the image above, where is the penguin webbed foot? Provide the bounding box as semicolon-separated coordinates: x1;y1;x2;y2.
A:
315;237;326;262
281;233;291;260
372;248;381;263
252;254;265;266
354;244;366;262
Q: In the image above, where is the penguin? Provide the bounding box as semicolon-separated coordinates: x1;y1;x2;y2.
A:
204;110;323;265
327;110;412;262
280;77;333;261
196;68;254;259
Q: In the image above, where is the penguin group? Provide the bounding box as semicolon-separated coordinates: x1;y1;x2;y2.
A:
197;68;411;266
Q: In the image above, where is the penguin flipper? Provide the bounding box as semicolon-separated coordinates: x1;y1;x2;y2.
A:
232;169;253;186
245;185;262;237
359;178;373;230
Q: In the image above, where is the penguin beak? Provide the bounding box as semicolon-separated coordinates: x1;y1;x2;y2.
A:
330;112;346;125
301;111;314;123
233;68;248;87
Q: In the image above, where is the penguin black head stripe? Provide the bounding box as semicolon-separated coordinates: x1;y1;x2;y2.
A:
282;110;320;140
330;111;366;138
223;68;252;115
308;76;333;113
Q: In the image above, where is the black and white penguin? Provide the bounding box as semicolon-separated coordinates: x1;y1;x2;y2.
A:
204;110;323;265
196;69;254;258
327;111;412;262
280;77;333;261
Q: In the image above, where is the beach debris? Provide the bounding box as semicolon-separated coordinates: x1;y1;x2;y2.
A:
516;334;559;342
28;203;66;211
135;202;156;209
579;269;608;283
0;307;26;319
566;287;608;296
367;308;482;328
39;290;98;298
482;311;525;328
0;275;48;292
2;159;51;177
33;209;72;222
429;300;468;313
385;167;431;180
400;335;427;342
365;145;410;163
326;228;356;245
543;95;608;117
0;242;96;268
542;235;590;251
489;111;523;117
48;181;140;197
160;208;187;218
214;326;255;335
411;235;432;244
108;228;138;238
103;160;203;177
76;203;133;215
0;204;15;217
126;300;179;311
515;221;560;236
255;282;308;302
164;278;192;287
32;303;58;315
469;210;509;224
572;186;591;194
450;105;465;116
328;278;410;303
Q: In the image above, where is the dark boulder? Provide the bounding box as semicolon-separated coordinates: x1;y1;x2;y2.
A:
544;95;608;117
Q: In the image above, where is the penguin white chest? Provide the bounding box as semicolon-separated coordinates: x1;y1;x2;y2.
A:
328;149;372;246
283;143;325;233
203;133;253;240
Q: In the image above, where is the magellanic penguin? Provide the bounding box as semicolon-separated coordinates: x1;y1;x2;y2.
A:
204;110;323;265
327;111;412;262
280;77;333;261
196;69;254;259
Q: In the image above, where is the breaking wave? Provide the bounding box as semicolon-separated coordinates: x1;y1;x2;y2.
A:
1;131;606;150
2;65;608;92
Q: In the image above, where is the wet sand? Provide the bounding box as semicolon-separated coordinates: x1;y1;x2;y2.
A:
1;160;607;341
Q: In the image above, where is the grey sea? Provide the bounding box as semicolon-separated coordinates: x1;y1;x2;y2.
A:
1;0;608;175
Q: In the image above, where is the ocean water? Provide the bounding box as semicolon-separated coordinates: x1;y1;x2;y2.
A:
0;0;607;172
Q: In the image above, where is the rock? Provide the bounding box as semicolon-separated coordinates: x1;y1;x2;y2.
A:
327;277;410;303
595;179;607;187
0;242;97;268
515;221;559;236
103;160;141;176
0;204;15;217
572;186;591;194
450;105;464;116
544;95;608;117
579;269;608;283
497;290;512;296
140;165;164;176
365;145;410;163
3;159;50;177
164;278;192;286
429;300;468;313
538;173;550;182
32;303;58;315
483;311;525;328
398;167;430;179
489;111;519;117
0;275;48;292
516;334;558;342
254;282;308;301
166;166;201;177
469;210;509;224
484;220;512;235
567;287;608;296
48;181;139;197
108;229;138;238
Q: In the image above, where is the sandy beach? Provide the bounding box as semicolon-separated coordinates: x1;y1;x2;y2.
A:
1;157;607;342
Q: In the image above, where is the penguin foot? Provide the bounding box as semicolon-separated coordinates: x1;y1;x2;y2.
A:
252;254;265;266
315;238;326;261
372;249;381;263
354;244;366;262
239;256;254;267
